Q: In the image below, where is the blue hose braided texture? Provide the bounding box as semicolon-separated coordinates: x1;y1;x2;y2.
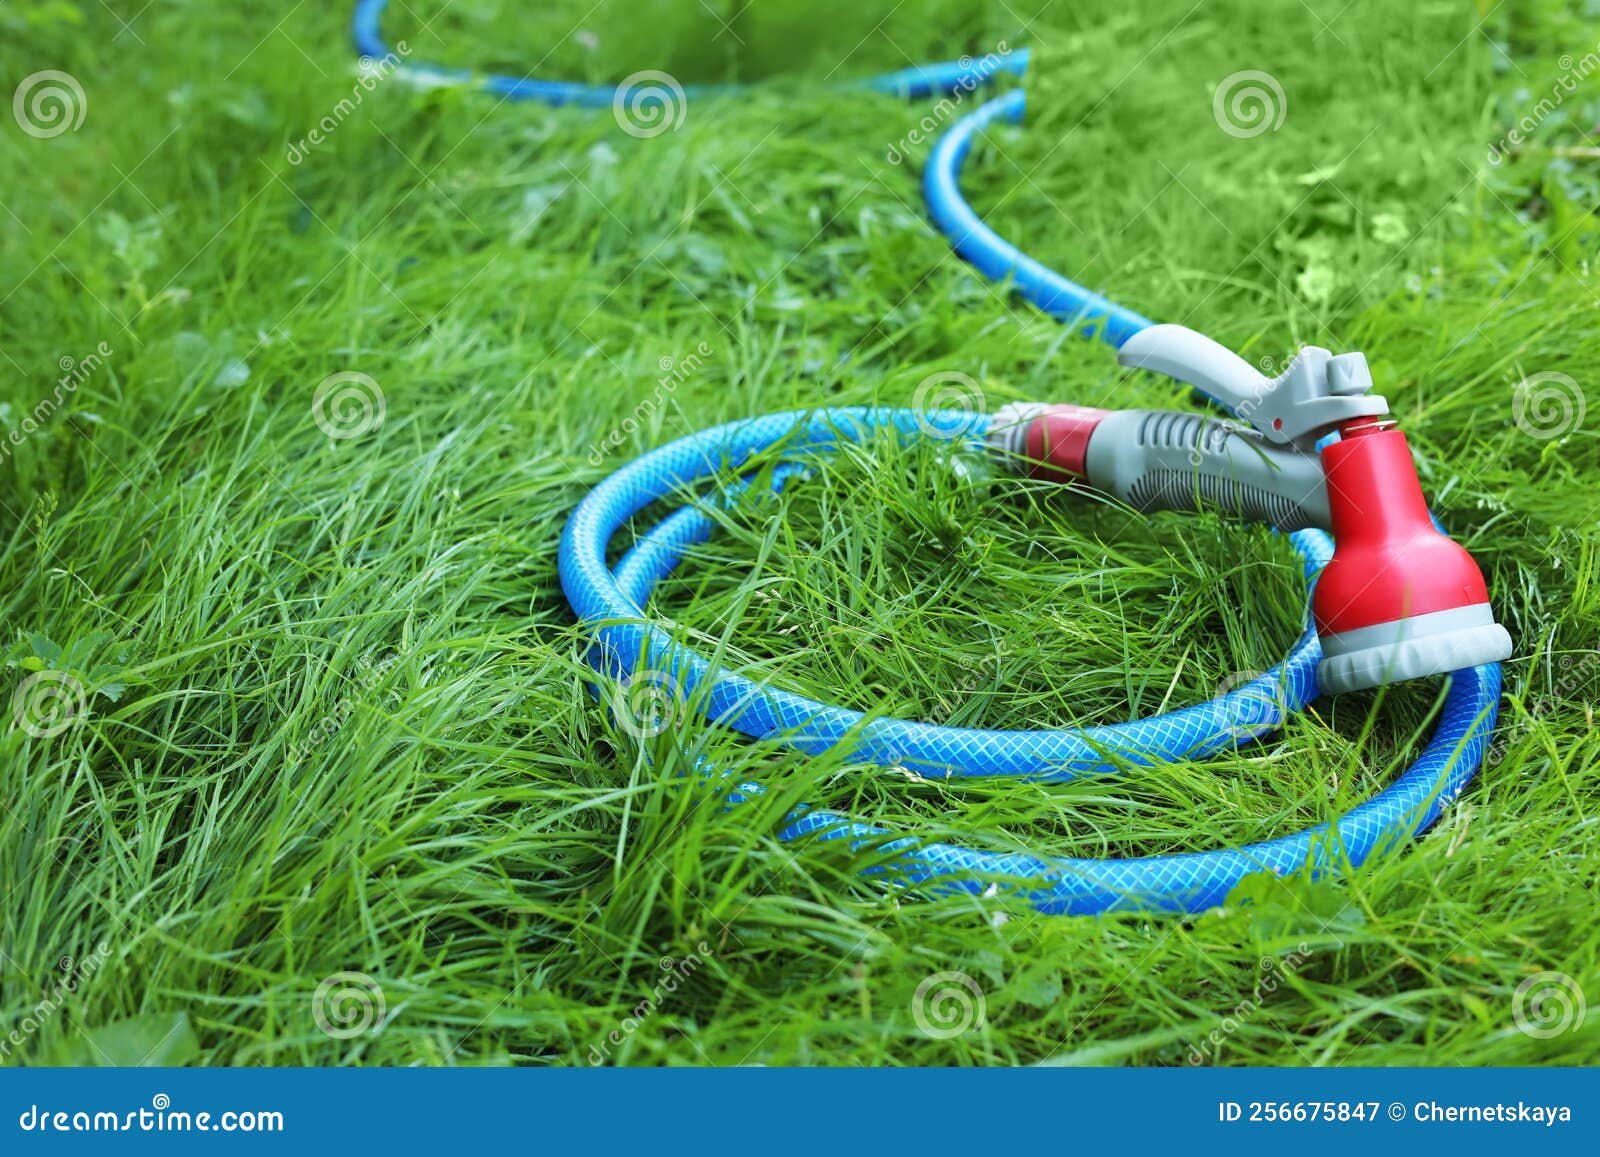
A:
364;6;1505;912
560;408;1502;915
923;89;1155;348
352;0;1029;104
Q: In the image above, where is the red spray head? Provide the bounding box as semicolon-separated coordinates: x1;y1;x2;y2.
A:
1313;419;1512;693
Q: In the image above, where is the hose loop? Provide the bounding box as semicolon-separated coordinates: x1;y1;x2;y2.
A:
350;6;1504;914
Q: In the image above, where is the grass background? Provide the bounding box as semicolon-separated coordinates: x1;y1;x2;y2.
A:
0;0;1596;1065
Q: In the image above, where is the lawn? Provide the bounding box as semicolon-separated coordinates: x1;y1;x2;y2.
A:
0;0;1596;1066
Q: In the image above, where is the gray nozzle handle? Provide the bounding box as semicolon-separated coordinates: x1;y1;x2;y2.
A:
1117;325;1388;448
1083;409;1332;532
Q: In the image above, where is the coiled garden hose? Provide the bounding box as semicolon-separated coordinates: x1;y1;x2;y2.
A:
351;6;1504;914
561;406;1499;915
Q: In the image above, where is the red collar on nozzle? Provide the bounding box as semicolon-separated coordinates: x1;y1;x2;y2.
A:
1313;418;1511;693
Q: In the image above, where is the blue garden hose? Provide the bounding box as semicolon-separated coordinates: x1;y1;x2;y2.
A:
352;0;1029;103
923;89;1155;348
561;408;1498;915
354;6;1503;914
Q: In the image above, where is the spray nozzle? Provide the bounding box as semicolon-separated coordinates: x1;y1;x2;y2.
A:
997;326;1513;693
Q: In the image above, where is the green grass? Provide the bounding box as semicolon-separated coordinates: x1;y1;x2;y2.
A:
1;0;1597;1066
